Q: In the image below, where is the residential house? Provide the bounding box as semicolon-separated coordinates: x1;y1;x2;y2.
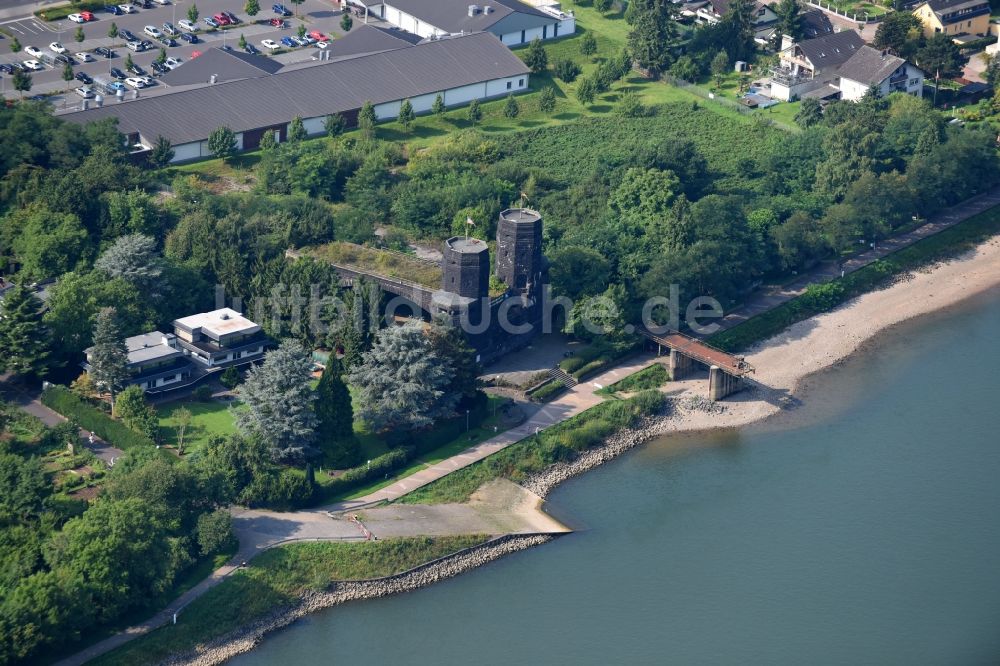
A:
172;308;269;368
694;0;779;45
912;0;990;38
83;331;195;393
61;32;530;162
349;0;575;44
837;46;924;101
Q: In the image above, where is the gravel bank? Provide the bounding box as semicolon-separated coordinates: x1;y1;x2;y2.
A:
161;534;554;666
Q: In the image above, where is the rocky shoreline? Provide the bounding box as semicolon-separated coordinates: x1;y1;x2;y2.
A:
162;534;554;666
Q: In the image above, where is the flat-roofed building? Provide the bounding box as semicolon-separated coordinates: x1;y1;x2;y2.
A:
84;331;195;393
172;308;270;367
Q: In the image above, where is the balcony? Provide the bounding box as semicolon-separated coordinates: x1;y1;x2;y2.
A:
770;68;813;87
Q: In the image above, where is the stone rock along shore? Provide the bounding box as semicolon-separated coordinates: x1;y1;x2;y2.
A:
162;534;554;666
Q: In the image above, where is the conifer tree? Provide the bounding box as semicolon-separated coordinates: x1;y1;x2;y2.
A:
0;282;50;377
89;307;130;409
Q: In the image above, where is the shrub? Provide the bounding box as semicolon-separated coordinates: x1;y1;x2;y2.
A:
193;385;213;401
40;386;157;452
197;509;235;555
528;380;565;403
220;366;241;390
553;58;582;83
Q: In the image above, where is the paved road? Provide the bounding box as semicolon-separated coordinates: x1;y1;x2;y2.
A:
710;186;1000;335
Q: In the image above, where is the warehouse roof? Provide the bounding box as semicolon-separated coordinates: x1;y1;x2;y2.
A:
384;0;550;34
159;47;284;86
319;24;424;62
61;32;528;145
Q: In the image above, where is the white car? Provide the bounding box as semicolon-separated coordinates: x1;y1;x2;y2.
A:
75;52;94;63
261;39;279;50
119;4;138;13
142;25;161;38
124;76;148;88
152;0;170;4
49;42;67;54
24;46;43;58
177;19;198;31
68;13;87;23
164;56;181;69
22;59;44;71
75;85;95;98
315;41;329;49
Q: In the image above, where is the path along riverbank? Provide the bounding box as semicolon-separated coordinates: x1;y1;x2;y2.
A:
116;237;1000;666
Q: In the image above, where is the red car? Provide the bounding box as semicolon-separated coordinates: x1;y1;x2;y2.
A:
307;30;327;41
268;17;286;27
213;12;231;25
80;10;95;20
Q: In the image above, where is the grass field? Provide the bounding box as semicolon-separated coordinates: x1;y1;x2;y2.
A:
90;536;488;666
157;399;239;453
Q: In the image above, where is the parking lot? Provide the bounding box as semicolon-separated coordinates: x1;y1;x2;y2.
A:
0;0;354;104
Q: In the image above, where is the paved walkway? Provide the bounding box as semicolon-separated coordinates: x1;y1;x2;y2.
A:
712;186;1000;334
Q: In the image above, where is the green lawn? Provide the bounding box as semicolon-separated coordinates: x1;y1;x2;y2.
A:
90;536;488;666
157;399;239;453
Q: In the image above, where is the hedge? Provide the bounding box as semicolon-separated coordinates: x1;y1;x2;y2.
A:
528;379;566;403
40;386;158;452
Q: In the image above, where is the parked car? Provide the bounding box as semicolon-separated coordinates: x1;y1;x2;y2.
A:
75;70;94;83
124;76;147;88
53;53;73;65
0;64;13;74
158;36;178;47
107;80;126;92
94;46;115;58
74;52;94;62
24;46;43;58
119;28;137;41
280;36;296;47
152;0;170;5
261;38;279;50
164;56;181;69
315;40;329;49
177;18;197;31
22;60;44;71
268;17;286;27
203;17;219;28
49;42;67;53
179;32;198;43
110;66;127;79
272;3;291;16
104;4;123;14
75;85;95;98
298;35;315;45
118;4;138;13
162;22;178;35
80;10;96;20
150;60;168;74
222;11;239;23
125;40;144;51
307;30;327;41
212;13;230;25
127;61;146;75
244;43;259;54
142;25;161;38
68;13;88;23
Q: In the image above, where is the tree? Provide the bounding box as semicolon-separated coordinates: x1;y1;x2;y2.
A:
172;406;193;453
149;135;174;167
314;356;354;464
75;26;85;43
12;68;31;96
61;61;74;81
524;37;548;73
0;282;50;377
234;340;318;462
503;93;520;119
288;115;307;141
580;31;597;57
8;205;88;281
398;98;415;131
196;509;234;555
88;307;130;409
358;100;377;138
10;36;20;52
795;97;822;128
207;126;237;161
220;366;241;389
711;49;729;88
554;57;582;82
549;246;611;299
94;233;162;286
297;22;306;39
108;22;119;40
625;0;678;75
916;33;966;79
771;211;827;272
340;12;353;31
595;0;612;11
872;11;922;57
245;0;260;17
113;385;158;440
71;372;98;399
188;3;199;23
432;93;446;115
238;33;247;50
576;76;597;105
616;90;646;117
259;129;277;151
125;52;135;72
427;316;480;404
772;0;802;46
467;98;482;124
722;0;757;63
348;321;457;431
324;112;346;137
0;452;47;523
155;47;167;65
539;85;556;113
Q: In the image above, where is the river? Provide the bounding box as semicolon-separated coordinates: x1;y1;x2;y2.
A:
233;289;1000;666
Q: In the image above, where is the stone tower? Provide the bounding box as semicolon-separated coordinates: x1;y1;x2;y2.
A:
495;208;543;295
441;236;489;299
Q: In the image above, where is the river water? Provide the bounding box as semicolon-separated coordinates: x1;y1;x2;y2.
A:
234;290;1000;666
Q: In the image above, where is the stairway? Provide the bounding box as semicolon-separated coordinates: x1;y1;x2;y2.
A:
547;367;578;388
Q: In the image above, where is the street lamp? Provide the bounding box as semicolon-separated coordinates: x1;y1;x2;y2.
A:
465;409;470;432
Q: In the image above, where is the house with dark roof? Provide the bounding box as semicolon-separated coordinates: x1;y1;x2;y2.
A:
357;0;575;44
770;30;864;100
59;32;530;163
913;0;990;38
83;331;195;393
694;0;778;45
836;46;924;100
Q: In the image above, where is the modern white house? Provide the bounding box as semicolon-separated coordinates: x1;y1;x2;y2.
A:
60;32;530;163
350;0;575;44
172;308;269;368
83;331;195;393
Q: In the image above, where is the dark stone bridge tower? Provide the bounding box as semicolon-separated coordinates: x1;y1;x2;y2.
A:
496;208;543;301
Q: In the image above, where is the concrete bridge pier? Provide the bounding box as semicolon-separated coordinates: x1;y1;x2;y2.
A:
709;365;742;401
668;348;695;380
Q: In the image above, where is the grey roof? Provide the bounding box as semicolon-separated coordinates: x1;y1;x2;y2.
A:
836;45;909;86
796;30;864;71
800;9;834;38
383;0;550;34
322;24;424;62
159;48;284;86
61;32;529;145
923;0;989;16
446;237;489;254
84;331;183;366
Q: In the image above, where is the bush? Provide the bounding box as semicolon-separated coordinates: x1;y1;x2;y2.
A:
40;386;157;452
220;366;241;390
528;380;565;403
553;58;582;83
197;509;235;555
193;385;213;401
239;468;316;509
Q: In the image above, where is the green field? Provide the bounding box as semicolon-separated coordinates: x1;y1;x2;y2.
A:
157;399;239;453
